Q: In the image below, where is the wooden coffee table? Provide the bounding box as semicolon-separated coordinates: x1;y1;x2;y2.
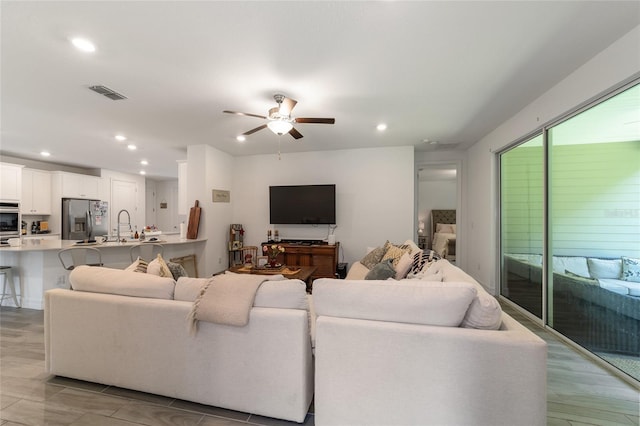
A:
227;265;318;293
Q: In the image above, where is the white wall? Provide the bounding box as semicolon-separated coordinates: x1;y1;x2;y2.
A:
187;145;234;276
232;146;415;268
465;25;640;293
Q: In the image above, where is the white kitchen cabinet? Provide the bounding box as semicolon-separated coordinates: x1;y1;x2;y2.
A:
0;162;24;201
59;172;100;199
22;169;52;214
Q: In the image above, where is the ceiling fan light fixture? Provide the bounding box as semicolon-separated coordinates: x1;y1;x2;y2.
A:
267;120;293;135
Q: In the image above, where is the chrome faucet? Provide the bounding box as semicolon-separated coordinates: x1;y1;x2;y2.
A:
117;209;131;242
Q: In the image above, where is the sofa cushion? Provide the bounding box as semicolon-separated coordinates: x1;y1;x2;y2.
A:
345;261;370;280
621;256;640;283
430;260;502;330
69;265;175;300
587;258;622;279
365;259;396;280
313;279;477;327
175;275;308;310
175;277;207;301
552;256;590;278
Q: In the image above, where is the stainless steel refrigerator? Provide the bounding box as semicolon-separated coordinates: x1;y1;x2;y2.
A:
62;199;109;240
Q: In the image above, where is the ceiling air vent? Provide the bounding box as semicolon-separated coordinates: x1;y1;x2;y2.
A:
88;85;128;100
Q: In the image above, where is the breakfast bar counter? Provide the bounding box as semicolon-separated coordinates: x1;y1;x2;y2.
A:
0;235;207;309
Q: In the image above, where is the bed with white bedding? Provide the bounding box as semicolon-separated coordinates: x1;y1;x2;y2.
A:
430;209;456;259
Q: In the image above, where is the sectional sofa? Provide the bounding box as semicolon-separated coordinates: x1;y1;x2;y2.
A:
505;254;640;356
311;258;547;426
45;266;314;423
45;253;547;425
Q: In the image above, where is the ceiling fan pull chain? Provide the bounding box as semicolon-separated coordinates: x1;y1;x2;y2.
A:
278;136;282;160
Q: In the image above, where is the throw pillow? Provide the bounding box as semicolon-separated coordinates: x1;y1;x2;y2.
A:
381;244;411;267
125;257;148;273
365;259;396;280
167;261;188;280
621;256;640;283
147;254;172;278
360;241;390;269
408;250;441;276
587;258;622;279
394;252;413;280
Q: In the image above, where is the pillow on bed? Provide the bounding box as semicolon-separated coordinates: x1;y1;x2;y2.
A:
436;223;455;234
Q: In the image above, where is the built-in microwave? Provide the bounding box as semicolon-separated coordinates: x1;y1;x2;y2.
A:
0;202;20;241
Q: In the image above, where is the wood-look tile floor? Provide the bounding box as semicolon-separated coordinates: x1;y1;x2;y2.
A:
1;306;639;426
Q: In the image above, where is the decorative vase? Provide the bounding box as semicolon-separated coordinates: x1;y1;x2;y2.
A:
269;258;278;268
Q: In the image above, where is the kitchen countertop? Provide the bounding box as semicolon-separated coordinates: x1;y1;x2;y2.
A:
0;234;206;252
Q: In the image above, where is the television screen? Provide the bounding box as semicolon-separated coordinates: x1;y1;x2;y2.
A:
269;184;336;225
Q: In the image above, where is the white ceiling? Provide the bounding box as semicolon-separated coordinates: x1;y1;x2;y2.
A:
1;1;639;179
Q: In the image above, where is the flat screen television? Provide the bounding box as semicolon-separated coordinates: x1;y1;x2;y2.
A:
269;184;336;225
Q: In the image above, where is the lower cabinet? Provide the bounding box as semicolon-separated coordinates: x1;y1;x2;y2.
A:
271;242;339;280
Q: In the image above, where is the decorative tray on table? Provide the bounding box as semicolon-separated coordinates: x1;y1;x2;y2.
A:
254;264;285;272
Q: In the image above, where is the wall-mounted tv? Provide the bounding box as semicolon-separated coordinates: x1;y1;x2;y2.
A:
269;184;336;225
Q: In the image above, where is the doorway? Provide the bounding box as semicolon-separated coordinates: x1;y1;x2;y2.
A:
416;162;461;262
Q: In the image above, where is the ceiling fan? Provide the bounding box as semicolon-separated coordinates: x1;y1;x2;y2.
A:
223;94;335;140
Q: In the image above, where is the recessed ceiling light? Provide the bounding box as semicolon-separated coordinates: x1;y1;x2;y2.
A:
71;37;96;53
115;135;127;141
376;123;387;131
140;160;148;166
40;151;51;157
236;135;246;142
139;170;146;175
127;144;137;150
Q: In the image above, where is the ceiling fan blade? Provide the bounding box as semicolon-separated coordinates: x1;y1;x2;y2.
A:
223;110;267;120
279;97;298;116
289;127;303;139
295;117;335;124
242;124;268;135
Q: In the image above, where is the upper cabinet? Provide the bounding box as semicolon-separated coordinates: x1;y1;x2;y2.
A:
55;172;100;199
0;162;24;201
22;169;52;215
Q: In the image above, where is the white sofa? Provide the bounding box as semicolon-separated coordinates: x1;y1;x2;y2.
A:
44;266;314;423
312;259;547;426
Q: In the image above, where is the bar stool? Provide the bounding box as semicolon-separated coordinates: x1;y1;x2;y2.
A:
0;266;21;307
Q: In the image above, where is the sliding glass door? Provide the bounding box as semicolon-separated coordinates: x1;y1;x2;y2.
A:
500;134;544;318
499;81;640;382
548;83;640;380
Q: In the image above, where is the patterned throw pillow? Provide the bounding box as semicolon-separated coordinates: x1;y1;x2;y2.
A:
381;244;411;268
147;254;172;278
365;259;396;280
621;256;640;283
167;261;188;280
125;257;148;273
408;250;441;276
360;241;390;269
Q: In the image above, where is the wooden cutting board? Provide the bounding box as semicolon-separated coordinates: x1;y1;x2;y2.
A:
187;200;201;239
